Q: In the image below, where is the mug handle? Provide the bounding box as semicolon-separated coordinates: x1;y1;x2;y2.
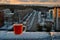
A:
23;25;26;32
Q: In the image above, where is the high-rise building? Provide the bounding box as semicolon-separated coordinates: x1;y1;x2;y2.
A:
0;10;4;27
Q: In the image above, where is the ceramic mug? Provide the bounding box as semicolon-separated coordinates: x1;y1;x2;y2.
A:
13;24;24;35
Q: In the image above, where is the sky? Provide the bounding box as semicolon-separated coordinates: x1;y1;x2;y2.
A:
11;0;60;2
0;0;60;7
0;0;60;4
9;0;60;4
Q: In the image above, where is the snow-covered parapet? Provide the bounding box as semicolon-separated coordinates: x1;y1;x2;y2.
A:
0;32;51;39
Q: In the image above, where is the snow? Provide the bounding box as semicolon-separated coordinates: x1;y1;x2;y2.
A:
0;32;51;39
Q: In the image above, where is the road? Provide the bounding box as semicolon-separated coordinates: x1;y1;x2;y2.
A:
30;11;38;31
25;10;38;31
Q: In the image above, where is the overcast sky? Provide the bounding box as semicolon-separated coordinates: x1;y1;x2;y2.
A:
19;0;60;2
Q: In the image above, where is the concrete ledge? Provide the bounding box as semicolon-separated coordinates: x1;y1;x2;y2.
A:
0;31;51;39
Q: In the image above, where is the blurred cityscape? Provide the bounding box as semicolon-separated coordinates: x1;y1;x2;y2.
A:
0;5;60;32
0;0;60;40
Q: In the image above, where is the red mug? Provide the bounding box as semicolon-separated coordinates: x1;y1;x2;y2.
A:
13;24;23;35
